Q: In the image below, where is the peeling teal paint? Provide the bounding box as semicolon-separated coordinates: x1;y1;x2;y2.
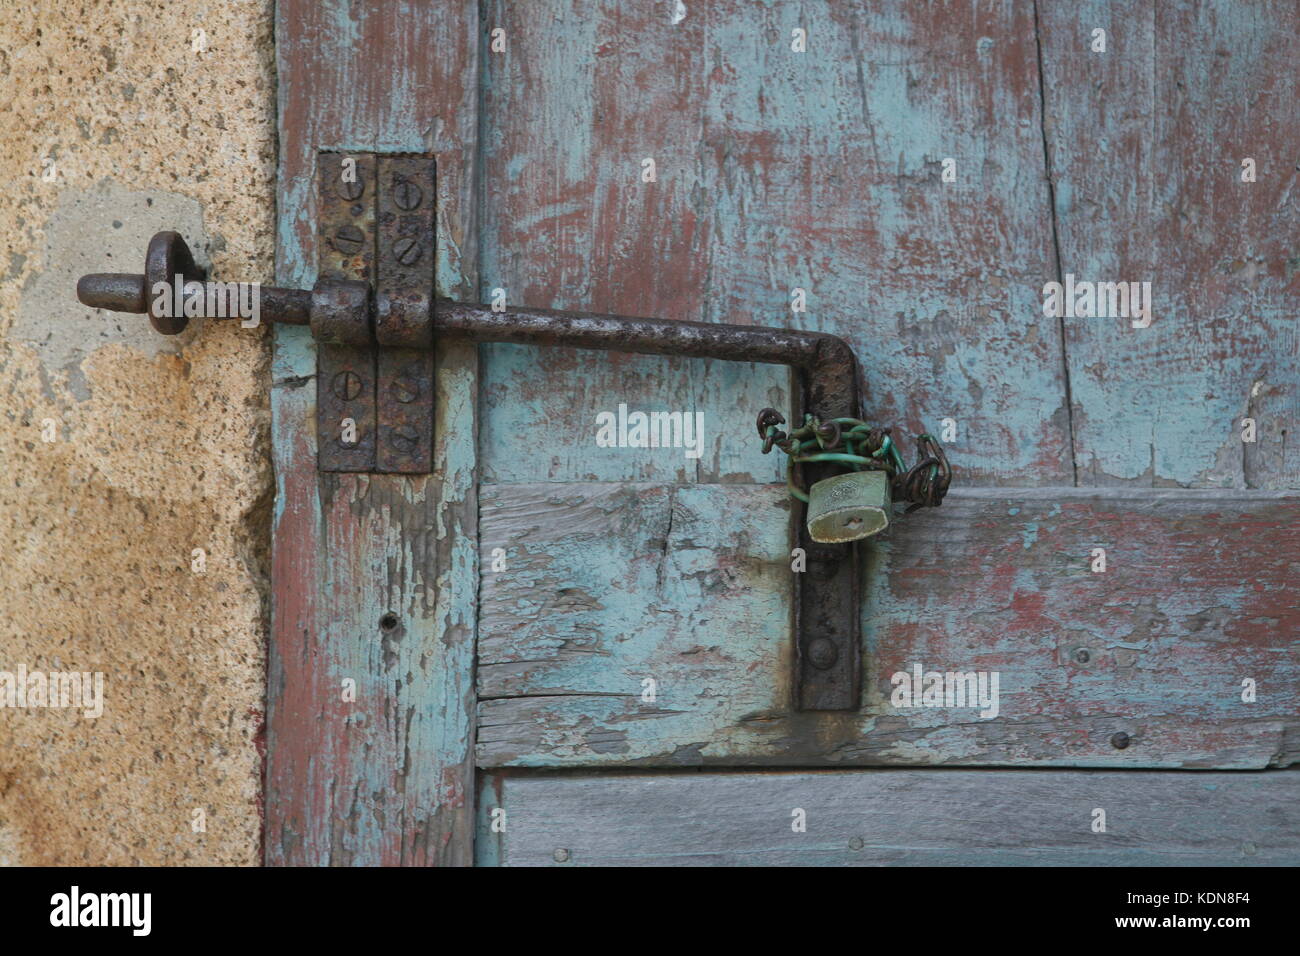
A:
1041;0;1297;489
477;486;1299;771
477;0;1075;487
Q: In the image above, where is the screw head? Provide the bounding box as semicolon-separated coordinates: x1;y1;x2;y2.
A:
848;836;864;851
389;378;421;404
389;425;420;452
1074;647;1091;664
331;370;363;401
393;179;423;211
552;847;570;863
337;178;364;201
806;637;838;670
1110;731;1131;750
332;224;365;256
393;236;423;266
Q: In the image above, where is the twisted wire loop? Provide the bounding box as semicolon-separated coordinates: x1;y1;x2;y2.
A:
755;408;951;511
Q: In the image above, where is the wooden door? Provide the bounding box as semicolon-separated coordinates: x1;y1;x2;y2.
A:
267;1;1300;866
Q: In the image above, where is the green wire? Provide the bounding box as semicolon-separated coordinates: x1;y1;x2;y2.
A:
767;416;930;501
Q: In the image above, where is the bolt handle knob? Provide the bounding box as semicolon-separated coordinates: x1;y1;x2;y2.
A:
77;231;313;334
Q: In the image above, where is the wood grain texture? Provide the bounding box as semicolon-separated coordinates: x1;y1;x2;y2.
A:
267;0;480;865
480;769;1300;866
1038;0;1299;488
478;0;1070;486
477;484;1300;769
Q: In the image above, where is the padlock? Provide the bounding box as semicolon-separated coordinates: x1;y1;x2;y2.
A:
805;470;891;543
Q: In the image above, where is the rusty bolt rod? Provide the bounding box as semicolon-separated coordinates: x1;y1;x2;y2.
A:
77;276;860;417
78;273;314;326
435;300;861;419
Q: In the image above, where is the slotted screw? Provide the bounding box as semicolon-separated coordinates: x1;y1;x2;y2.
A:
389;425;420;452
331;370;363;401
393;180;422;211
393;237;422;266
389;378;421;404
332;225;365;256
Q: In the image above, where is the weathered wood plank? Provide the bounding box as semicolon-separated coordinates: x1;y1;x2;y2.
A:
482;769;1300;866
480;345;787;485
266;1;480;865
479;0;1070;486
1038;1;1299;487
477;484;1300;768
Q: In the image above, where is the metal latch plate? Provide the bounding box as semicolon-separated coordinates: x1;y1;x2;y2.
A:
316;151;435;474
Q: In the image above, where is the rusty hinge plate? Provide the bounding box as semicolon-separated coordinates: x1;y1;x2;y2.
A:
316;151;435;474
375;155;436;473
317;152;378;472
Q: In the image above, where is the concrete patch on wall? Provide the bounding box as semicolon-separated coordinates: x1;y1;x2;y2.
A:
13;181;212;400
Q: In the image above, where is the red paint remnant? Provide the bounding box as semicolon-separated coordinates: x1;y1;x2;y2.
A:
270;0;479;866
1007;589;1054;635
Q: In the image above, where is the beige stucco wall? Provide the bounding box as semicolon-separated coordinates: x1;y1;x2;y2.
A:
0;2;275;864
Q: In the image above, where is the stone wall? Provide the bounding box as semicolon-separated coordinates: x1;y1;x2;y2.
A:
0;1;275;865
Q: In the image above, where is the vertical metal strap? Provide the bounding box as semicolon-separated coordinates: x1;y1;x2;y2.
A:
316;152;378;472
795;378;862;711
375;155;436;473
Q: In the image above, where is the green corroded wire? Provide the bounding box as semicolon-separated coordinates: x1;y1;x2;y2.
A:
766;414;903;502
758;408;951;510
